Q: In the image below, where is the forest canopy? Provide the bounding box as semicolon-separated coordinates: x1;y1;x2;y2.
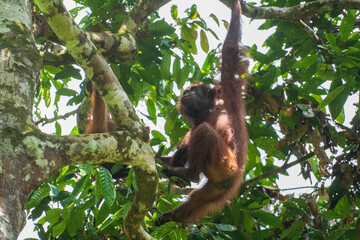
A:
0;0;360;239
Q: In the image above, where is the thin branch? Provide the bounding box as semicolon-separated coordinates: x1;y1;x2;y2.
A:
296;19;323;44
243;151;315;188
35;108;78;126
279;186;318;191
220;0;360;20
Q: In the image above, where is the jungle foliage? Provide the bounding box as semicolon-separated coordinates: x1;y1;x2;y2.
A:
28;0;360;239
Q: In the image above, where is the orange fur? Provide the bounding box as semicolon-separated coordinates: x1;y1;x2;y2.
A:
158;0;248;224
85;84;116;134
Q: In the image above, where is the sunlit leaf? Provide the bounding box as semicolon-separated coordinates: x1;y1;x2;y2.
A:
171;5;178;20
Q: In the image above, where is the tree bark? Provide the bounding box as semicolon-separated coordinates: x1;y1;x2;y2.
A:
0;0;42;238
0;0;158;239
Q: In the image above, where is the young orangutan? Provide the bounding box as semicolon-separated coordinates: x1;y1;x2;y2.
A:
157;0;248;224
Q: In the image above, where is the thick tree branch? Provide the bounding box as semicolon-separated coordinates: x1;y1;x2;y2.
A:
24;129;154;170
220;0;360;20
33;12;138;62
34;0;157;239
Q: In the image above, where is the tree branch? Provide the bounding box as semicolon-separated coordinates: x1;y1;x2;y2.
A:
119;0;171;35
34;12;138;63
34;1;157;239
219;0;360;20
35;108;78;126
243;151;315;188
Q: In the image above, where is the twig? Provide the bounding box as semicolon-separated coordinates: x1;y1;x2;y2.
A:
279;186;318;191
35;108;78;126
243;151;316;188
297;19;323;44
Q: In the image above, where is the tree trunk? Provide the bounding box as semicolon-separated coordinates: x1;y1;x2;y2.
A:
0;0;43;238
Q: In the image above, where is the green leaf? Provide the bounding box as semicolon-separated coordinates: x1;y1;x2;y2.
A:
193;65;202;81
173;56;181;88
328;81;351;120
280;220;305;240
259;65;277;90
308;156;321;181
111;63;133;95
42;208;63;224
160;50;171;80
96;201;111;227
202;49;217;72
79;164;94;175
338;69;360;89
339;11;355;41
253;210;283;229
200;30;209;53
95;172;102;205
333;195;351;217
164;109;178;135
170;5;178;20
317;84;350;111
150;19;175;36
324;32;337;46
146;98;157;124
322;210;344;219
151;130;167;142
254;138;285;159
67;208;86;237
70;174;90;199
56;88;78;97
209;13;220;26
55;121;61;135
99;166;116;208
125;167;134;187
25;184;50;209
240;209;255;232
181;64;191;88
54;66;82;80
151;130;167;146
43;88;51;107
293;55;317;69
187;4;198;19
300;62;317;83
137;62;160;86
335;108;345;124
181;25;197;54
52;221;66;237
